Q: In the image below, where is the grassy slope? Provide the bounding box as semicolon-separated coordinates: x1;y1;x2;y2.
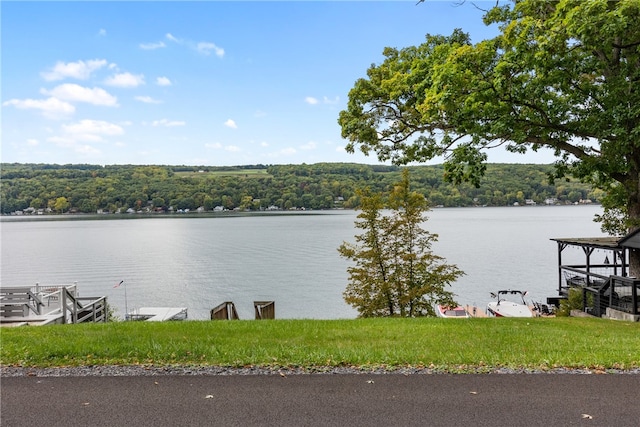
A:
2;318;639;370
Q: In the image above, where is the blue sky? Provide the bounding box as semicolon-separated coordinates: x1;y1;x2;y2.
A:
2;1;558;166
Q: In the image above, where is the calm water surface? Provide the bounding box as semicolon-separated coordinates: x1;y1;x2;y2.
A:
1;205;604;319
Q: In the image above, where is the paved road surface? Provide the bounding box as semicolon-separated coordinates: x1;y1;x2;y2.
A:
2;374;639;426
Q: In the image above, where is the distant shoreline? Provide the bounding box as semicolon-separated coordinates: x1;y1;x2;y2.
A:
0;203;602;223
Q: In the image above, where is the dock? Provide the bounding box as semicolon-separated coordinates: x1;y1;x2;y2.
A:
127;307;188;321
464;305;488;318
464;304;553;318
0;284;107;326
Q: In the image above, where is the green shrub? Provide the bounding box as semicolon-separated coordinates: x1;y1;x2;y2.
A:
557;287;594;316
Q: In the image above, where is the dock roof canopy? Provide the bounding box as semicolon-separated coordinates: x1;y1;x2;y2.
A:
551;228;640;250
618;229;640;249
550;236;622;250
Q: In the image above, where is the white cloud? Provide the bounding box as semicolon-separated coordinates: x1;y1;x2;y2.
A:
156;76;172;86
152;119;185;127
41;84;118;106
98;29;107;36
205;142;222;149
165;33;224;58
48;135;103;156
281;147;297;155
41;59;107;81
27;138;39;146
225;145;241;152
62;119;124;141
47;136;102;157
75;144;102;156
3;97;75;119
260;141;269;147
135;96;162;104
305;97;319;105
72;133;103;142
104;72;145;88
197;42;224;57
224;119;237;129
47;136;79;147
300;141;317;150
323;96;340;104
46;119;121;156
140;41;166;50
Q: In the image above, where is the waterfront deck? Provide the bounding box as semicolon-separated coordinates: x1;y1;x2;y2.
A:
551;231;640;321
0;283;107;326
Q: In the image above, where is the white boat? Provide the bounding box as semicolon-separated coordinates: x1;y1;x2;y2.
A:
487;290;534;317
435;305;470;318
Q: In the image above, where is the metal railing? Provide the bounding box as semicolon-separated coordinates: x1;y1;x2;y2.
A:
581;276;640;317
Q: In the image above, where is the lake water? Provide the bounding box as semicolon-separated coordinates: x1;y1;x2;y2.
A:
0;205;605;320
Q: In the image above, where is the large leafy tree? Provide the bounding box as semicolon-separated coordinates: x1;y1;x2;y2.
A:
338;170;462;317
339;0;640;265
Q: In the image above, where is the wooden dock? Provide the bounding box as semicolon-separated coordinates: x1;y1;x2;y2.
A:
464;305;488;318
464;304;554;318
128;307;188;321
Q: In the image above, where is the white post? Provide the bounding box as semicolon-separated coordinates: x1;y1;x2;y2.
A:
124;281;129;321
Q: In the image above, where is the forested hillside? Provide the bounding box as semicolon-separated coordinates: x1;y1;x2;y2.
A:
0;163;599;215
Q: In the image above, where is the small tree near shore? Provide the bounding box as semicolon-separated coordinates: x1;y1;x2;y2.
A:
338;170;463;317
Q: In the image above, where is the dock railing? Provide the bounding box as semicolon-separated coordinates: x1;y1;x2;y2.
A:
211;302;239;320
578;275;640;317
1;284;107;325
60;287;108;323
254;301;275;319
560;267;610;295
0;287;44;317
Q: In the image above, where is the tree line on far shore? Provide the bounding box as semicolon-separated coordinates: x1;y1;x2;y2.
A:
0;162;599;215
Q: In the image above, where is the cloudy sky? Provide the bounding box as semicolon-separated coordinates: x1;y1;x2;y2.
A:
1;1;558;166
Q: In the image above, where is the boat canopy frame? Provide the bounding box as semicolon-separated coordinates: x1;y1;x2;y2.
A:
551;229;640;318
550;236;628;295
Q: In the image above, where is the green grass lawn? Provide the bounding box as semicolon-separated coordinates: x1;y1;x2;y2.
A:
1;317;639;371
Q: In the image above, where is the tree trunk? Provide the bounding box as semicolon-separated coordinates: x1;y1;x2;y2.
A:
627;181;640;277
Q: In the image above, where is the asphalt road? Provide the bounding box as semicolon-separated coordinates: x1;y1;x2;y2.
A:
2;374;639;426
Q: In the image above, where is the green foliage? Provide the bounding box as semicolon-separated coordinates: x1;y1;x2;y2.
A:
53;196;69;213
556;288;583;317
105;301;122;322
338;0;640;235
557;287;596;317
0;162;597;215
338;170;463;317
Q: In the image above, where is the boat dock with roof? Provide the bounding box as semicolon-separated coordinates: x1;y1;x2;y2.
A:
551;229;640;321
